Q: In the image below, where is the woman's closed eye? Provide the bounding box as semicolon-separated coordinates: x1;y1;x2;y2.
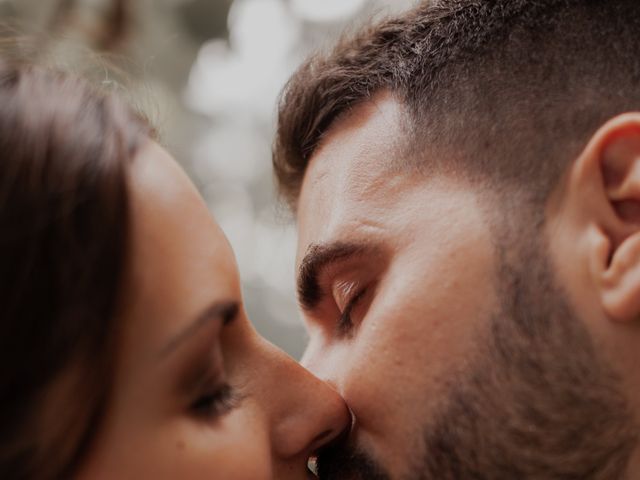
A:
190;382;242;420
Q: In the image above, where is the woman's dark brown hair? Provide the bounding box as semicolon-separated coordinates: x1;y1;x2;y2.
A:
0;60;150;479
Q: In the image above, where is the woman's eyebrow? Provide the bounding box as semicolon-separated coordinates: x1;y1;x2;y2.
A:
297;241;381;311
158;301;239;359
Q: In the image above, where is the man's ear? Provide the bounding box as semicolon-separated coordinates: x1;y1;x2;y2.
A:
574;113;640;322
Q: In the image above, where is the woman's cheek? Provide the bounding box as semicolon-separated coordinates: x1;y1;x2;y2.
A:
163;409;272;480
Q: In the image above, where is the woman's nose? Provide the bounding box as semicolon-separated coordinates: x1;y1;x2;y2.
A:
255;337;351;460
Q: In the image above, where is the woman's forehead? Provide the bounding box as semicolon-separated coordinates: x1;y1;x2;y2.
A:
122;141;240;351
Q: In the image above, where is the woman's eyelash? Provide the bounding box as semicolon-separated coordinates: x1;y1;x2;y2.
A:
337;287;367;337
190;383;241;419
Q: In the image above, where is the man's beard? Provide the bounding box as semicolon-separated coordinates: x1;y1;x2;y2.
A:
317;225;638;480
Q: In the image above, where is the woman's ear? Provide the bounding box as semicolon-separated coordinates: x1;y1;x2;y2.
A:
575;113;640;322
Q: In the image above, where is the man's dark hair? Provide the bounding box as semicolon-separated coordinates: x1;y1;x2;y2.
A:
273;0;640;210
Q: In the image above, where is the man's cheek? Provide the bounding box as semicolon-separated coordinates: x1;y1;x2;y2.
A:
337;320;419;427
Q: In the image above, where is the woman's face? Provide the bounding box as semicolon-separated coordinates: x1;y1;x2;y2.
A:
78;142;349;480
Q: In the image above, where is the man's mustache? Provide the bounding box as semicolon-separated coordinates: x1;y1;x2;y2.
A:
316;440;391;480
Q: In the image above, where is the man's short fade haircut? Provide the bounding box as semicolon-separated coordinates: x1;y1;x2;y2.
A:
273;0;640;211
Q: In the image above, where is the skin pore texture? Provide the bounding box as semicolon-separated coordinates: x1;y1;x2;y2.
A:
76;142;350;480
296;93;640;479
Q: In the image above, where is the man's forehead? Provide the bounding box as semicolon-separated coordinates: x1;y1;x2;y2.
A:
295;92;409;261
309;91;405;181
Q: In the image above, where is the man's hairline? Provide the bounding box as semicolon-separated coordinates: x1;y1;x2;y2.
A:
290;88;422;213
288;82;585;228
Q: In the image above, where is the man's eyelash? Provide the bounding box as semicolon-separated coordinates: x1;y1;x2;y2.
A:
337;287;367;337
190;383;241;419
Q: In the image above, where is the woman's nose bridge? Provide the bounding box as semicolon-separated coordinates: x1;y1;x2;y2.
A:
300;343;344;392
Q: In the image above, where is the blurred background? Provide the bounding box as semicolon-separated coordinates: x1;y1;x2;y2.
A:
0;0;413;358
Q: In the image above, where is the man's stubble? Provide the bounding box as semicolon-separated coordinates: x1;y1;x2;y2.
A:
318;212;637;480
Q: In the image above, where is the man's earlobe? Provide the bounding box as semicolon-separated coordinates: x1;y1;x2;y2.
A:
588;114;640;322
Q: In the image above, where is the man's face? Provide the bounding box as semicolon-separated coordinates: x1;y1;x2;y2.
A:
296;94;498;476
295;93;635;479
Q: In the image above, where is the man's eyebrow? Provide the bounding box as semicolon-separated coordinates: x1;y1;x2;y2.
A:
297;242;375;311
159;301;239;359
